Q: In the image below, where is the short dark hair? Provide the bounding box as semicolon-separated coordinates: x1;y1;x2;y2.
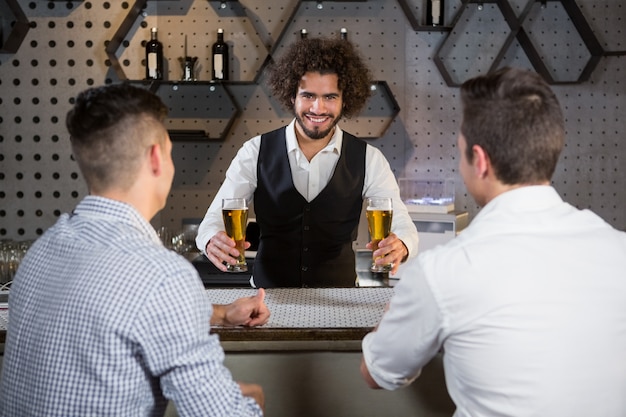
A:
460;67;565;184
266;37;373;118
66;83;169;192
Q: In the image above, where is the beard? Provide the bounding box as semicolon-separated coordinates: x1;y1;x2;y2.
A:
294;112;341;140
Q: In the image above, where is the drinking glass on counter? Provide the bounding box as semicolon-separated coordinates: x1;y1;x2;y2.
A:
222;198;248;272
0;240;32;285
366;197;393;273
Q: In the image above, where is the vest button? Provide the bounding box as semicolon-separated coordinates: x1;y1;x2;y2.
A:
303;247;308;252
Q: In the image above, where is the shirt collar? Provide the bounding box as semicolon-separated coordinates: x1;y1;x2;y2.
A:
474;185;564;223
286;118;343;157
73;195;161;245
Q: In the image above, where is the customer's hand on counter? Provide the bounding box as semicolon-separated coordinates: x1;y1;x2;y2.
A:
211;288;270;327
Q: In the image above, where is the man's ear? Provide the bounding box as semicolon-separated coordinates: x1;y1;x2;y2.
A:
472;144;490;179
149;143;162;176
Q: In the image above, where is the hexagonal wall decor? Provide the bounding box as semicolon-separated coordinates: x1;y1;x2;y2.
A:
396;0;461;31
0;0;30;54
107;0;269;84
105;0;147;80
515;0;603;84
432;0;604;86
108;0;403;140
130;80;240;141
340;81;401;140
433;0;523;87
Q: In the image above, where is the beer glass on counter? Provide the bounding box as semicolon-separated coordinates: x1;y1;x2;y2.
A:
222;198;248;272
366;197;393;273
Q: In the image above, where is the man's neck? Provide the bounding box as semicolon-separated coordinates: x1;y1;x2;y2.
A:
95;185;160;223
294;127;335;161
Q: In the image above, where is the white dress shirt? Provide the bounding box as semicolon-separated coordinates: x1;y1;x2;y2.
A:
362;186;626;417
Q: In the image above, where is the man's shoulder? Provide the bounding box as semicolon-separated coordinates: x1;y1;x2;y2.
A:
260;125;287;139
340;130;368;153
341;130;365;143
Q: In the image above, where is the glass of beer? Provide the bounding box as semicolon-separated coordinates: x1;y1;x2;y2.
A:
366;197;393;273
222;198;248;272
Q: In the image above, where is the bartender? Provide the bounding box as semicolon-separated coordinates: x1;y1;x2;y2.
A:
196;36;418;288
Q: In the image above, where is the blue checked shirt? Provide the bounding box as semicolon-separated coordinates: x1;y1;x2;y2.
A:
0;196;262;417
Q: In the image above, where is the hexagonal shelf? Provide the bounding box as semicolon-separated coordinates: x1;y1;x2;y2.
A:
130;80;239;141
340;81;401;140
0;0;30;54
515;0;603;84
434;0;521;87
396;0;460;31
433;0;604;86
106;0;269;84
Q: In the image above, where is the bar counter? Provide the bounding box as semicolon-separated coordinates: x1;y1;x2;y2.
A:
210;287;391;351
207;287;453;417
0;288;455;417
0;287;390;346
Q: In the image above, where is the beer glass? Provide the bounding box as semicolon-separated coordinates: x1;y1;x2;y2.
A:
366;197;393;273
222;198;248;272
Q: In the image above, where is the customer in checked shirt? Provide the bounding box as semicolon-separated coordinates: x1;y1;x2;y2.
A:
0;83;269;416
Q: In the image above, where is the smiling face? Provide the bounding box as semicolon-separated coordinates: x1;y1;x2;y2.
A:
293;71;343;142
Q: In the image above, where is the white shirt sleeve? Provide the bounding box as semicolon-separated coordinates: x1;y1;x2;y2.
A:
362;145;419;259
361;258;444;390
195;135;261;254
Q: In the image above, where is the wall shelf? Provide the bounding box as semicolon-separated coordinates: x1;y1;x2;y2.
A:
433;0;605;86
129;80;240;141
0;0;30;54
108;0;403;141
340;81;401;140
396;0;453;32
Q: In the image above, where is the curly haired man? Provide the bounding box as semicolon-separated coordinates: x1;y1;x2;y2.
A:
196;37;418;288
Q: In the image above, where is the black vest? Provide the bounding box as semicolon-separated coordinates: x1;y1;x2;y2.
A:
253;127;366;287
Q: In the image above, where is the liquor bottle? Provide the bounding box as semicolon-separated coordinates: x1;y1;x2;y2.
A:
426;0;444;26
300;29;308;39
340;27;348;40
145;27;164;80
212;28;229;81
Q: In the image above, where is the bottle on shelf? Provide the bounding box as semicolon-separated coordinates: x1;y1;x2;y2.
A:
426;0;444;26
300;29;308;39
340;27;348;40
145;27;164;80
212;28;229;81
179;35;197;82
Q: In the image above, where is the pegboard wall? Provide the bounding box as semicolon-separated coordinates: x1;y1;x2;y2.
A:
0;0;625;247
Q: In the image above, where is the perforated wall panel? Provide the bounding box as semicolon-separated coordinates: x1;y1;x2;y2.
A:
1;0;624;249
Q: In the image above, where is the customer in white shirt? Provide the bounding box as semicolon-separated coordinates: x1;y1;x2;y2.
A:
360;67;626;416
196;37;418;288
